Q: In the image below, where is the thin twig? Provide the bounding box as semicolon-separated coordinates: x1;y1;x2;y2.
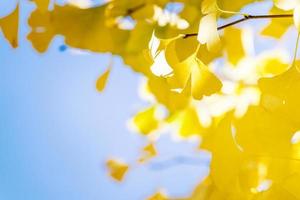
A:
148;156;210;170
183;13;293;39
126;3;146;16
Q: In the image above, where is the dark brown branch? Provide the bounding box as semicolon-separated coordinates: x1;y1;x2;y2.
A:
183;14;293;39
126;4;146;16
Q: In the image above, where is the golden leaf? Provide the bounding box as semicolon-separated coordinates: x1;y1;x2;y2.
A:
0;4;19;48
106;159;129;182
96;66;111;92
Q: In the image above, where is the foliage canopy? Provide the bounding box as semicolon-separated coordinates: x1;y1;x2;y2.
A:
2;0;300;199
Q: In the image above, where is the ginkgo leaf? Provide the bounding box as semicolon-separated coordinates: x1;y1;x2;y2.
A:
152;3;200;40
147;192;168;200
258;65;300;127
124;21;154;53
106;159;129;182
191;60;221;99
234;105;297;158
165;37;198;64
0;4;19;48
261;7;293;38
176;107;205;138
138;142;157;163
132;106;159;135
256;56;289;76
280;173;300;198
96;66;111;92
201;0;217;14
166;55;222;100
31;0;50;12
147;75;190;112
164;39;222;99
130;4;156;20
196;42;222;64
223;26;245;65
210;114;243;194
197;13;221;52
254;182;299;200
28;4;129;53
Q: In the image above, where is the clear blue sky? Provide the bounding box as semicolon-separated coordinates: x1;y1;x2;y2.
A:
0;1;208;199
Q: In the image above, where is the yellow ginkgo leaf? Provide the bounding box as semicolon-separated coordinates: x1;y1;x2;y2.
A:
261;7;293;39
96;66;111;92
280;173;300;198
201;0;217;14
28;4;129;53
138;142;157;163
210;114;243;194
223;26;245;65
256;56;289;77
165;39;222;99
259;65;300;126
234;105;297;158
132;106;159;135
147;75;190;112
106;159;129;182
147;192;168;200
0;4;19;48
31;0;50;12
166;37;198;63
197;13;221;52
196;42;223;64
167;55;222;100
176;107;205;138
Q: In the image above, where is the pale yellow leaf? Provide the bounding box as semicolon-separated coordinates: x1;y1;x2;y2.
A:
132;106;159;135
197;13;221;52
274;0;298;10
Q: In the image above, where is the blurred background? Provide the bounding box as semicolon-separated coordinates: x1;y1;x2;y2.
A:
0;0;209;199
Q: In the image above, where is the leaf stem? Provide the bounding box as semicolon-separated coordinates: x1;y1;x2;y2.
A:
216;5;248;17
183;13;293;39
293;32;300;65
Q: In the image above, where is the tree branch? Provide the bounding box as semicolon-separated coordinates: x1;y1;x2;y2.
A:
183;14;293;39
126;4;146;16
148;156;210;170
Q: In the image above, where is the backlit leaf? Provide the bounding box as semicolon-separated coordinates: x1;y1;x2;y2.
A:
0;4;19;48
96;66;111;92
106;159;129;182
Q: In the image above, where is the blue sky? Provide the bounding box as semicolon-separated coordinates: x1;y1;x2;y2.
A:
0;1;208;199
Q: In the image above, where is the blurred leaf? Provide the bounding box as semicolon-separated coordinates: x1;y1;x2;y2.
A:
0;4;19;48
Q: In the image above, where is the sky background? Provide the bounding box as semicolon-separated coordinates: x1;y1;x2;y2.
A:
0;1;209;199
